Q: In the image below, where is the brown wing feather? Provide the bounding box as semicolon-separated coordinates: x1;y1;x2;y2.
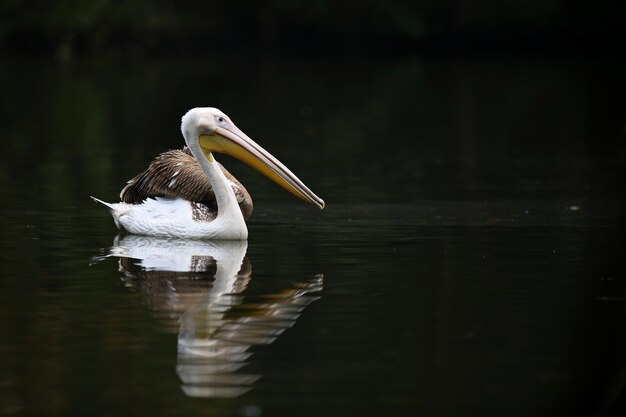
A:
120;147;253;220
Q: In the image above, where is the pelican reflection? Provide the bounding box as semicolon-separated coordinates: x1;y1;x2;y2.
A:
97;235;322;398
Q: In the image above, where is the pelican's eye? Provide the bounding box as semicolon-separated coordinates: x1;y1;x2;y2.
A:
218;117;225;123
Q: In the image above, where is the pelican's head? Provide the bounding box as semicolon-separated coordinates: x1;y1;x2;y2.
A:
181;107;325;209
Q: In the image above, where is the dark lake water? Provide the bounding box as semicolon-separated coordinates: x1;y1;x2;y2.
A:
0;54;625;416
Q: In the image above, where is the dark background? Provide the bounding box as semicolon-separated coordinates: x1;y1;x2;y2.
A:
1;0;625;206
1;0;625;59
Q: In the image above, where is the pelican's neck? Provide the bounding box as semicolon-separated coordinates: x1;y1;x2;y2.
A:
185;134;241;221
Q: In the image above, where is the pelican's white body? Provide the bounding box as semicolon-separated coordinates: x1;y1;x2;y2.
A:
93;196;248;240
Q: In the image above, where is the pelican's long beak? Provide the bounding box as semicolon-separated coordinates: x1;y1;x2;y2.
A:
198;126;325;209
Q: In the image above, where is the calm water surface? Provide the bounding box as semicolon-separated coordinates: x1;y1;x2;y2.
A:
0;55;624;416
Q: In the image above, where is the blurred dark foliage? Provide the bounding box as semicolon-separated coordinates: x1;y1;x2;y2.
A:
0;0;624;58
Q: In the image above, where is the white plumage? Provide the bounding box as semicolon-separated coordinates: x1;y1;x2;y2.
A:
91;196;248;239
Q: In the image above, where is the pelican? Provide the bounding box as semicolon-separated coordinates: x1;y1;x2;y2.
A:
92;107;325;239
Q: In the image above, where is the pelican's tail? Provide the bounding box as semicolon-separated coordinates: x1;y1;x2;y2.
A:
90;196;130;232
90;196;116;210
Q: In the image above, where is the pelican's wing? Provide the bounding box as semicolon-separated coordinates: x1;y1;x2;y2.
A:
120;148;253;220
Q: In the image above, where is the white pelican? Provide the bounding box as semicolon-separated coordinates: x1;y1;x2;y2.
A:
92;107;325;239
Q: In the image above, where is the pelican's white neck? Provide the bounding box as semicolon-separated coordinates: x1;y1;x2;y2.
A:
181;120;243;228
